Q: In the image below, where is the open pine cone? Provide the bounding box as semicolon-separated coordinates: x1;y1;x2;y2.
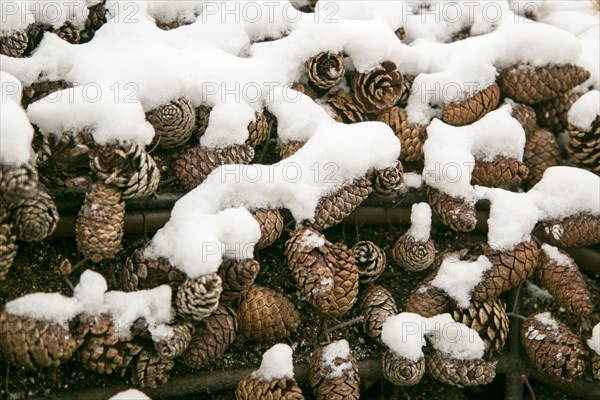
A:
0;161;38;203
251;208;284;250
535;92;581;132
276;140;305;159
0;30;29;57
54;21;80;44
176;273;223;322
324;91;366;124
306;52;346;90
8;189;58;242
524;129;560;189
352;61;404;113
442;83;500;126
131;349;175;388
196;105;211;137
426;350;496;387
154;321;194;360
357;285;398;343
0;220;17;280
147;98;196;149
470;157;529;187
509;102;537;134
393;235;436;272
247;112;270;148
406;271;450;318
427;186;477;232
309;340;360;400
352;241;386;283
372;161;404;196
22;79;72;107
80;1;107;42
382;351;425;386
567;115;600;175
378;107;427;162
539;214;600;247
122;249;186;292
218;258;260;301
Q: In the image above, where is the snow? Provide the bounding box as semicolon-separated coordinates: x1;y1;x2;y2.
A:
534;312;559;330
252;343;295;381
568;90;599;131
4;292;83;328
109;389;151;400
0;73;34;164
588;323;600;355
403;172;423;189
381;313;427;362
298;229;325;251
541;244;574;268
525;281;553;302
0;1;91;34
407;202;432;242
320;339;353;379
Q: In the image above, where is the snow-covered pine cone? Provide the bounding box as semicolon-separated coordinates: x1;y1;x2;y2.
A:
276;140;305;159
378;107;427;162
286;227;359;317
76;183;125;263
393;203;435;272
0;161;38;203
567;115;600;175
0;30;28;57
352;61;404;113
509;102;537;134
324;90;366;124
0;310;87;370
521;312;587;380
372;161;404;196
154;321;194;360
592;353;600;381
174;144;255;189
196;105;211;137
442;83;500;126
131;349;174;388
535;92;581;132
406;273;450;318
357;285;398;343
54;21;80;44
176;273;223;322
352;241;386;283
80;0;107;42
8;189;58;242
90;142;160;199
236;363;305;400
146;98;196;149
452;298;509;357
218;258;260;301
523;129;560;188
540;214;600;247
426;186;477;232
237;285;300;342
122;249;186;292
470;157;529;187
0;220;17;280
22;79;71;107
382;351;425;386
498;64;590;105
251;208;284;250
426;351;496;387
305;52;346;90
309;340;360;400
307;177;372;231
290;82;318;100
181;305;237;368
246;112;270;148
536;246;593;316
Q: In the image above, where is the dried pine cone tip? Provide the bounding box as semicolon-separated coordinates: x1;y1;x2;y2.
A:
442;83;500;126
357;285;398;342
0;161;38;203
218;258;260;301
325;90;366;124
246;112;270;148
122;249;185;292
305;52;346;90
276;140;305;159
309;340;360;400
508;101;537;134
382;350;425;387
154;321;194;360
147;98;196;149
521;312;587;380
0;222;18;280
567;114;600;175
535;92;581;132
426;351;496;387
352;61;404;113
426;186;477;232
470;157;529;187
131;349;175;388
393;203;435;272
175;273;223;322
237;285;300;342
8;189;59;242
378;107;427;162
251;208;284;250
540;214;600;247
524;129;560;188
372;160;404;196
352;241;386;283
536;244;593;315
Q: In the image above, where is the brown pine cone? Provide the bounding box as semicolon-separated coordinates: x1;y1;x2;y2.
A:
524;129;560;188
247;112;270;148
147;98;196;149
0;161;38;203
378;107;427;162
236;375;305;400
290;82;318;100
286;227;359;317
352;241;386;283
8;189;58;242
535;92;581;132
498;64;590;104
509;102;537;134
131;349;174;388
324;91;366;124
406;273;450;318
393;235;435;273
154;321;194;360
0;30;28;57
309;340;360;400
0;310;86;370
540;214;600;247
357;285;398;342
521;312;587;380
372;161;404;196
252;208;284;250
181;305;237;368
592;353;600;381
452;298;509;357
470;157;529;187
81;1;107;42
426;186;477;232
76;183;125;263
426;351;496;387
176;273;223;322
218;258;260;301
174;144;255;189
196;105;211;137
276;141;305;159
442;83;500;126
352;61;404;113
22;79;72;107
536;245;593;315
472;240;539;301
54;21;80;44
122;249;186;292
0;222;17;280
90;142;160;199
307;177;372;231
306;52;346;90
567;116;600;175
382;351;425;386
35;131;92;189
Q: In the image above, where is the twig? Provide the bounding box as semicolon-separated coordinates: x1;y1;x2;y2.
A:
70;257;89;273
506;312;527;321
521;374;537;400
5;363;9;399
324;316;364;336
63;276;75;292
147;136;161;154
157;177;177;189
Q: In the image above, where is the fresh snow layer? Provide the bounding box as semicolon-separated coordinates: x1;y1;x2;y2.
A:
407;202;432;242
588;322;600;355
1;73;34;164
109;389;151;400
320;339;354;379
525;281;553;302
381;313;427;362
568;90;600;131
252;343;295;381
534;312;559;330
0;1;91;34
541;244;574;268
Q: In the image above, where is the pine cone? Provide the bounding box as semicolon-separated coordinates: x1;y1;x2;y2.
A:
452;298;509;357
352;61;404;113
567;116;600;175
90;143;160;199
247;112;270;148
8;189;58;242
498;64;590;104
509;102;537;134
524;129;560;188
393;235;435;273
0;222;17;280
147;98;196;149
307;177;372;231
196;105;211;137
290;82;318;100
442;83;500;126
309;340;360;400
352;241;386;283
324;91;366;124
406;272;450;318
54;21;80;44
176;273;223;322
181;305;237;368
174;144;255;189
286;228;359;317
218;258;259;301
521;312;587;380
592;353;600;381
0;310;86;370
372;161;404;196
76;183;125;263
122;249;186;292
154;321;194;360
306;52;346;90
536;246;593;315
22;80;71;107
472;240;539;301
535;92;581;132
540;214;600;247
0;30;28;57
35;131;92;189
426;351;496;387
382;351;425;386
236;375;305;400
426;186;477;232
131;349;174;388
470;157;529;187
357;285;398;342
81;1;107;42
252;208;284;250
378;107;427;162
0;161;38;203
276;141;305;159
